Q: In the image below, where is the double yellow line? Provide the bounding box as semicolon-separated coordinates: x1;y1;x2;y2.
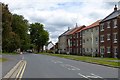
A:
2;60;27;80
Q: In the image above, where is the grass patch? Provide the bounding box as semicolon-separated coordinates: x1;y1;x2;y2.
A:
2;52;18;55
38;53;120;68
0;58;8;62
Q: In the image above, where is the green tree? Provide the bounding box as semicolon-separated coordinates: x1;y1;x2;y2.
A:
29;23;49;52
2;3;20;52
11;14;30;51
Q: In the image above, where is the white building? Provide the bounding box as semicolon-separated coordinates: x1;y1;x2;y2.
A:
82;20;100;57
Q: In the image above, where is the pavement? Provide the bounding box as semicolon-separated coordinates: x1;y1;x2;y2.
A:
22;53;119;79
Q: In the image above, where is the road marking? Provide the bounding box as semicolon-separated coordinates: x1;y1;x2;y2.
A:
15;61;25;78
3;60;22;78
61;64;80;70
3;60;27;79
78;73;105;80
78;73;91;80
19;61;27;79
90;73;103;78
51;60;63;64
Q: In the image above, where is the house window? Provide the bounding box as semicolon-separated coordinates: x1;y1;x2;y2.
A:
100;35;104;42
91;28;93;32
87;48;89;52
80;32;81;37
87;29;89;32
107;21;110;28
77;33;78;38
107;47;110;53
96;37;98;42
80;40;82;45
100;23;104;31
96;27;98;31
87;39;89;41
113;19;117;28
83;39;85;44
77;40;78;46
114;47;117;53
95;48;98;52
113;33;117;43
91;48;93;52
107;34;110;40
114;47;118;58
82;31;85;36
83;48;85;53
100;47;104;54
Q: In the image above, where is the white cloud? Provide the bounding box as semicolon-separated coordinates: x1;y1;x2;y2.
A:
1;0;118;44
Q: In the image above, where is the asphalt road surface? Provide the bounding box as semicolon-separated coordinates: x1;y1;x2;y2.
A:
2;54;22;77
22;53;119;80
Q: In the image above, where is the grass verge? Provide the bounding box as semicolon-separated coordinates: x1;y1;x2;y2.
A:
0;58;7;62
1;52;18;55
38;52;120;68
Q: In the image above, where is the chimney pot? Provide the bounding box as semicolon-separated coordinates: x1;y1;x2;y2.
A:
114;5;117;11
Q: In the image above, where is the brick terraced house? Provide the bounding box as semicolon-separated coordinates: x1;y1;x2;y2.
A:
99;5;120;58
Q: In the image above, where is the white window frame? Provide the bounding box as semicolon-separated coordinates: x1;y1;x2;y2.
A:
114;47;118;58
100;47;104;54
107;47;110;53
107;34;110;40
100;35;104;42
100;23;104;31
113;19;117;28
107;21;110;28
114;47;117;53
113;33;117;43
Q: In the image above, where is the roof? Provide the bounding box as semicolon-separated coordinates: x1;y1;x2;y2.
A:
66;25;85;35
59;30;69;37
101;9;120;22
80;20;101;31
59;27;76;37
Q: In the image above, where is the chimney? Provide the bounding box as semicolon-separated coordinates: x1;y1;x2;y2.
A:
75;23;78;27
114;5;117;11
68;27;70;31
118;1;120;10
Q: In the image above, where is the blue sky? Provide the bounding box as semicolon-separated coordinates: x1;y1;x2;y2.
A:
1;0;119;44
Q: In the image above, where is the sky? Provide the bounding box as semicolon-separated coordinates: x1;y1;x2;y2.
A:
1;0;120;44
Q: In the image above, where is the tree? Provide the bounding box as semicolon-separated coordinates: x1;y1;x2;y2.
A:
2;3;21;52
11;14;30;51
2;3;30;52
29;23;49;52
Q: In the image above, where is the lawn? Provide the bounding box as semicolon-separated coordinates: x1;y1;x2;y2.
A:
38;52;120;68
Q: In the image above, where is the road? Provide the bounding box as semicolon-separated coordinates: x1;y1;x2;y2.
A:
2;54;22;77
22;53;119;79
